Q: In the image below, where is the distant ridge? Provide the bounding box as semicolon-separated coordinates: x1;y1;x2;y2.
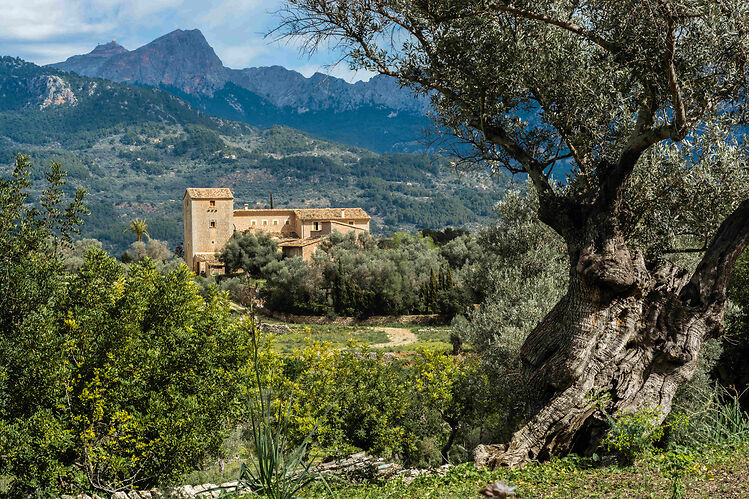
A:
53;40;128;76
50;29;430;152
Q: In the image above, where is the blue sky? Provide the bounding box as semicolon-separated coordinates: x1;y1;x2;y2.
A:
0;0;375;82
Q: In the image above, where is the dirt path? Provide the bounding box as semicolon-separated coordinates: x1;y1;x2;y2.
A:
371;327;418;348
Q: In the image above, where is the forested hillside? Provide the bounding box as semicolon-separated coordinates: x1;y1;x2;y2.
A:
0;56;506;254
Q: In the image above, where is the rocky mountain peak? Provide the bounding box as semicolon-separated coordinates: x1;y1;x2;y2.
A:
89;41;128;57
50;28;427;113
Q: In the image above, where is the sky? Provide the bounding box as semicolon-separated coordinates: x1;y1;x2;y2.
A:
0;0;375;82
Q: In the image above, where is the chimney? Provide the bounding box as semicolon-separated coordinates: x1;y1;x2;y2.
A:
243;203;248;209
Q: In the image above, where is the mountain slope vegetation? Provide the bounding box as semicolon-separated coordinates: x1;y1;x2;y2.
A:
0;56;506;254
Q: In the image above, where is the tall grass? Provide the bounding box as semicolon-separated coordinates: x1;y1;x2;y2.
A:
670;383;749;448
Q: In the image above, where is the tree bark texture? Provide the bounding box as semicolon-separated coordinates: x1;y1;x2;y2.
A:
477;199;749;468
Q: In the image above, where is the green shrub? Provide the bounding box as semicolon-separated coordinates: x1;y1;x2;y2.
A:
602;407;667;464
288;341;414;458
0;158;257;494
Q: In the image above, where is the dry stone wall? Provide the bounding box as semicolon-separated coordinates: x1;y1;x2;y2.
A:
263;312;447;326
57;453;453;498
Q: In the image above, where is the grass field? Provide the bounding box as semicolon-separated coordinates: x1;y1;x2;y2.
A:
302;444;749;498
272;324;389;353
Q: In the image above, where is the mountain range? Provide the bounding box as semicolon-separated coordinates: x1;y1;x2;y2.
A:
51;29;431;153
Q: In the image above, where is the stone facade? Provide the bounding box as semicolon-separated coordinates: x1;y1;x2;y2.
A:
183;188;370;275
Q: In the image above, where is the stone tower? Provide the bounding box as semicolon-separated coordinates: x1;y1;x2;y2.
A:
183;188;234;274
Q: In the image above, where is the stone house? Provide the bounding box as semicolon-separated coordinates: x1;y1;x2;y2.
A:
183;188;370;275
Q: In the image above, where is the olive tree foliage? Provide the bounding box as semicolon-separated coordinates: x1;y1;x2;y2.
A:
60;238;103;272
261;232;460;317
123;239;173;262
625;125;749;258
451;186;568;441
276;0;749;465
219;231;281;275
454;188;567;361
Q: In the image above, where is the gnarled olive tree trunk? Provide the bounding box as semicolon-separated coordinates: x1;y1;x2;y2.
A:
478;199;749;467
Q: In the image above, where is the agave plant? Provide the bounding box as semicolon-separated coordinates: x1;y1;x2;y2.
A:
236;318;327;498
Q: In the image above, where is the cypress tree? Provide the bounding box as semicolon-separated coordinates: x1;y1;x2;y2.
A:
333;260;345;313
429;267;439;312
445;265;454;289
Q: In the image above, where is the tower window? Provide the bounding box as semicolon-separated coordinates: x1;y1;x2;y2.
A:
209;200;215;207
210;221;216;228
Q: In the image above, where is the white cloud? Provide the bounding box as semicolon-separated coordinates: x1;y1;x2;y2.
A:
0;1;114;41
214;43;268;68
0;0;185;42
197;0;267;29
9;42;100;64
86;0;184;19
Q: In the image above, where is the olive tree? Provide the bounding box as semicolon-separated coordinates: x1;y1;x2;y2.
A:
219;231;281;275
277;0;749;465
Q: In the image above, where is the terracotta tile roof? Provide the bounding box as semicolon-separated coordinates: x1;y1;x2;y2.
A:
184;188;234;200
234;209;295;215
293;208;370;221
277;238;322;247
193;253;223;263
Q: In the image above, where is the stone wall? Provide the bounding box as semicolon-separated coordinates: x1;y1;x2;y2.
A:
59;452;453;498
261;311;448;326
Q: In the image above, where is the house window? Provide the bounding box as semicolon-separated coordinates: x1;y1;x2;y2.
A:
313;222;320;231
285;220;289;225
209;200;215;207
349;221;354;225
262;220;268;226
210;221;216;228
251;220;256;226
273;220;279;226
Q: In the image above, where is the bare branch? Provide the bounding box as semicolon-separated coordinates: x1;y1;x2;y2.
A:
661;247;707;255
